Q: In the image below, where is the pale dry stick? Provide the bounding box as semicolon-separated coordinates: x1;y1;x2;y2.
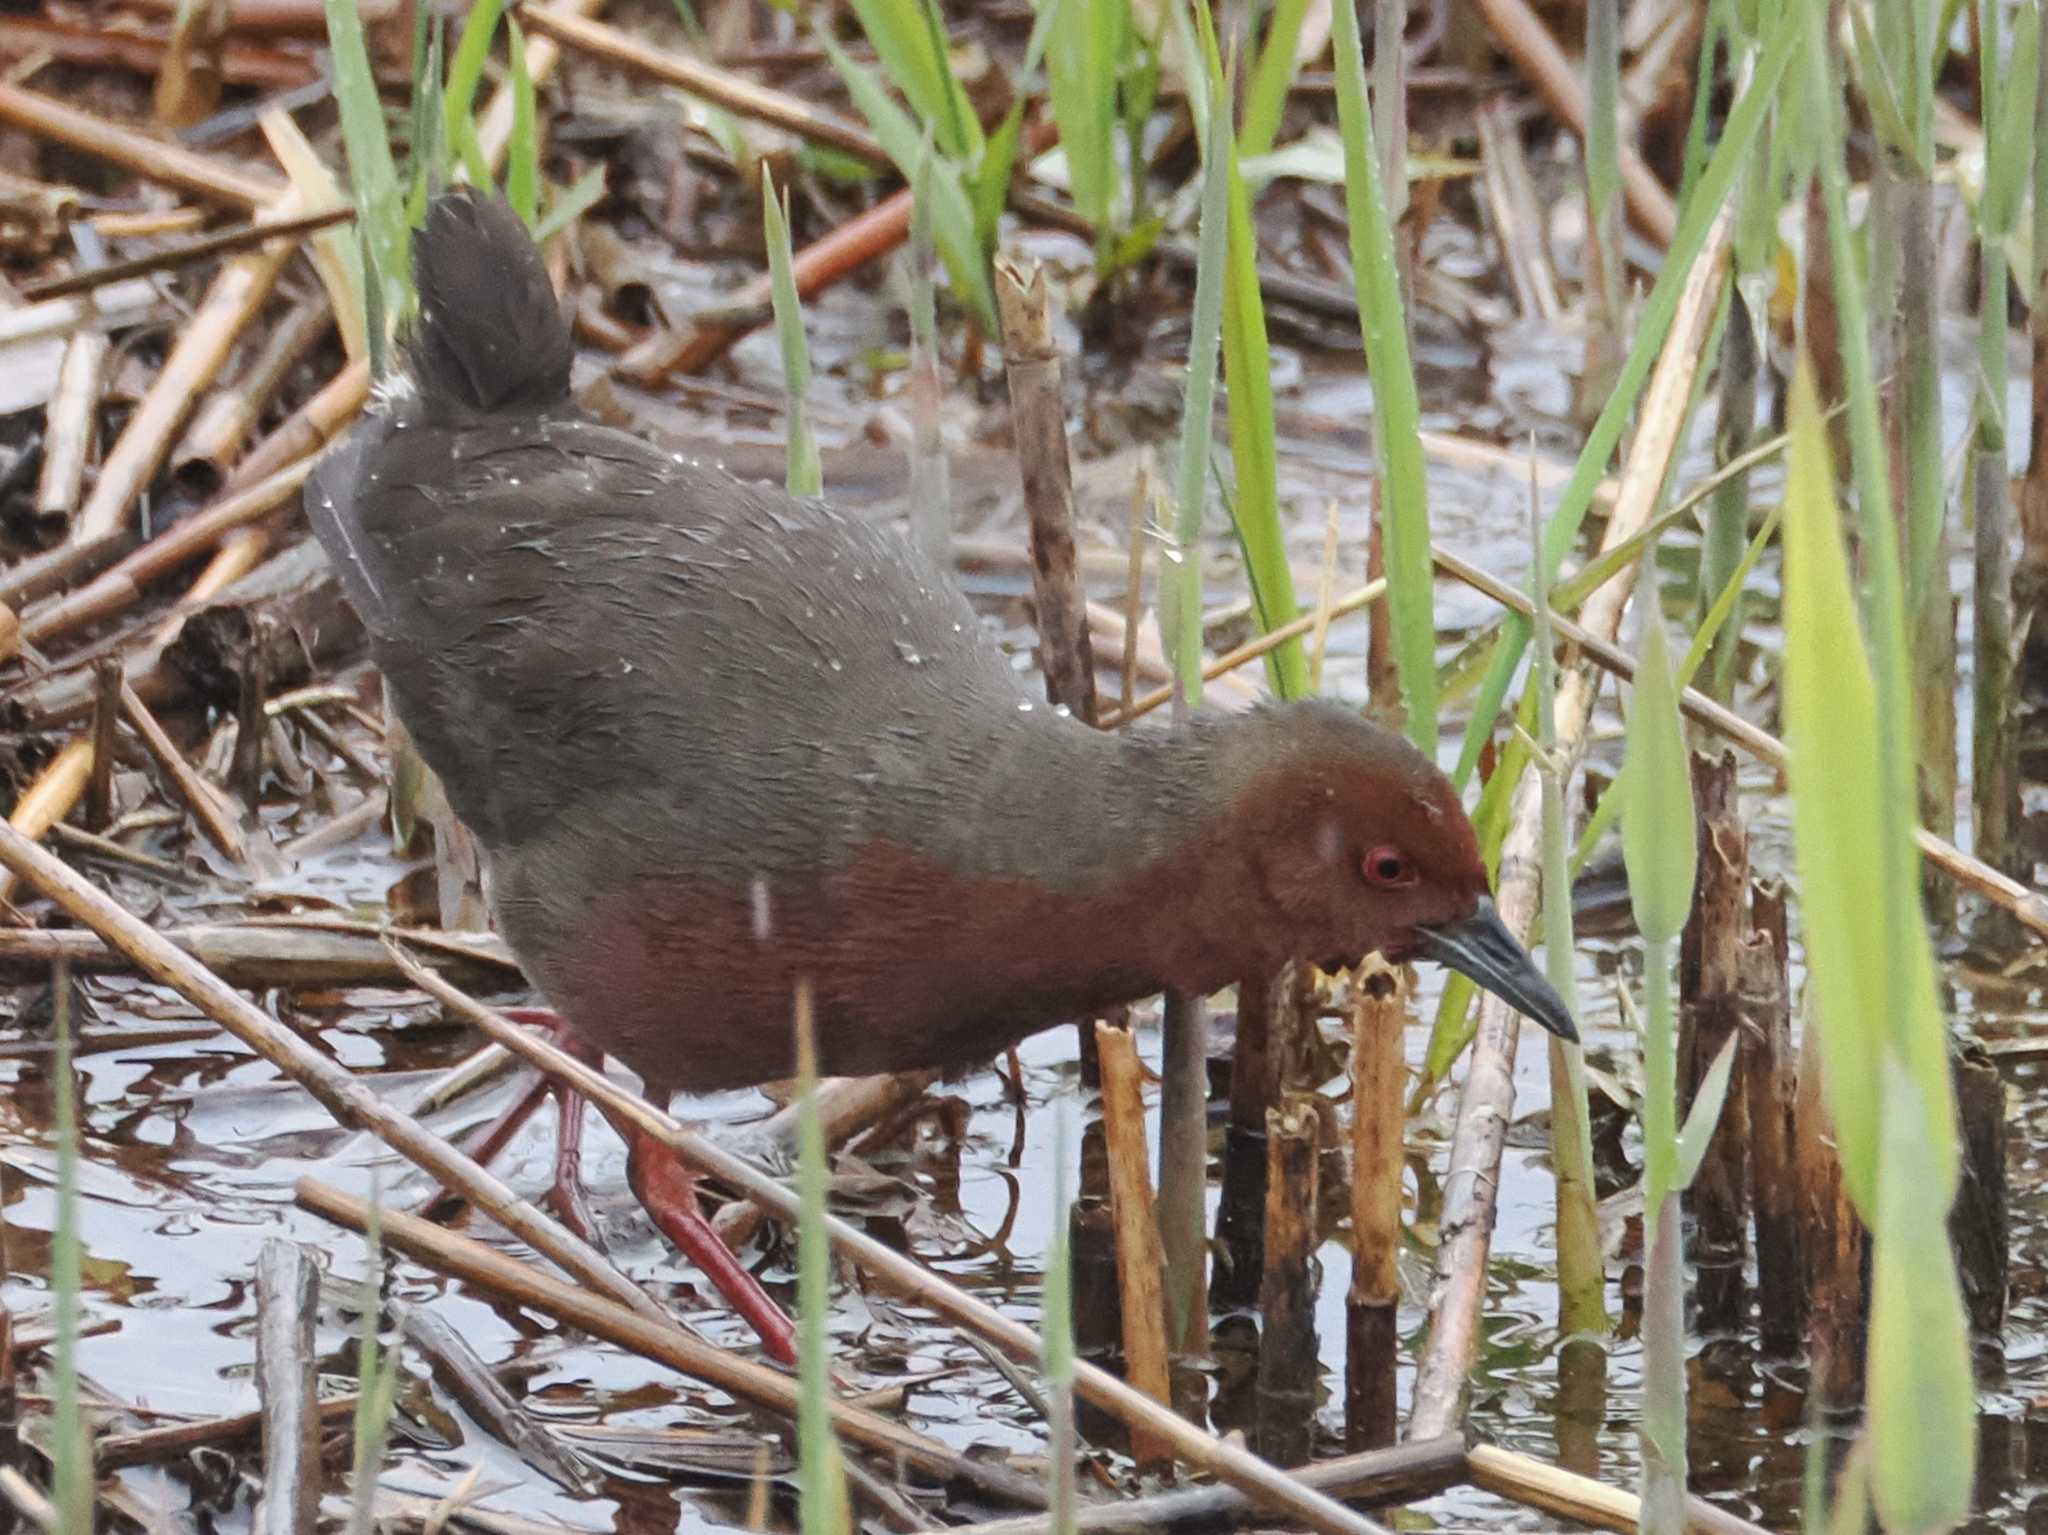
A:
70;199;306;549
1407;205;1734;1440
116;682;254;871
1431;545;2048;939
1474;98;1564;324
1466;1443;1771;1535
252;1240;321;1535
0;1466;57;1534
0;821;673;1334
0;922;503;987
0;280;157;348
0;739;93;906
1090;1022;1173;1471
297;1181;1047;1509
1099;577;1389;727
0;83;282;209
34;330;110;535
176;294;333;486
1466;0;1676;245
393;955;1396;1535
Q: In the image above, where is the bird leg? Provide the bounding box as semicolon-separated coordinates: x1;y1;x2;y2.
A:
622;1126;798;1367
421;1007;598;1242
427;1006;798;1365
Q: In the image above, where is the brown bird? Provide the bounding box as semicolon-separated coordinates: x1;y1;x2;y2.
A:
308;191;1575;1362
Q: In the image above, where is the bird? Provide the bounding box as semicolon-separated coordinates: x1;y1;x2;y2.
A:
308;189;1577;1364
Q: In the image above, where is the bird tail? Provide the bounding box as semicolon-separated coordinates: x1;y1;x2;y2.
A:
406;190;573;415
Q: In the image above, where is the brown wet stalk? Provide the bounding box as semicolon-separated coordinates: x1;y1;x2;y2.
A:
297;1181;1045;1509
393;956;1396;1535
0;83;282;211
0;16;320;92
98;1394;360;1472
1211;969;1271;1311
253;1240;321;1535
1677;751;1749;1335
1741;884;1801;1355
22;208;353;302
1344;958;1405;1451
1409;204;1732;1439
392;1303;598;1497
1090;1022;1171;1470
117;682;256;871
83;661;120;833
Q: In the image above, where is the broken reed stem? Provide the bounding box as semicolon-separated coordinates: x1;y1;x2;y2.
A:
295;1181;1045;1509
1742;883;1802;1356
69;205;305;549
176;295;333;490
226;364;368;491
1091;1022;1173;1471
0;740;94;907
1211;968;1272;1311
1431;543;2048;937
0;821;675;1337
252;1239;321;1535
22;208;352;302
1952;1043;2010;1335
0;920;515;988
396;958;1395;1535
1253;1096;1319;1470
1794;1009;1866;1406
996;259;1099;727
1677;750;1748;1334
1345;960;1406;1451
34;332;110;540
1408;205;1732;1440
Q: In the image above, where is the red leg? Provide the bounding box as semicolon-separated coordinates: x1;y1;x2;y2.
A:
627;1130;798;1367
545;1085;598;1243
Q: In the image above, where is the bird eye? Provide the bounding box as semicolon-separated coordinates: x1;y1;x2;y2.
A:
1362;845;1415;888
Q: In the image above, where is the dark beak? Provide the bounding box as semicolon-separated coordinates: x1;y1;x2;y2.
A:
1414;897;1579;1044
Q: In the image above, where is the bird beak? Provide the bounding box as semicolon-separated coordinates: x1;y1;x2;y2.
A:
1413;897;1579;1044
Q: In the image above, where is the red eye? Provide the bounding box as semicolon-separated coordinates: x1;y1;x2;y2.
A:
1363;845;1415;888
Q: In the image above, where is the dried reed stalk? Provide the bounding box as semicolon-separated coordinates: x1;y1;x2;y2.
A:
0;83;282;209
69;205;303;548
1344;959;1405;1451
252;1240;321;1535
297;1180;1046;1508
1408;207;1732;1439
395;957;1397;1535
117;683;253;869
1466;1443;1773;1535
1253;1096;1319;1469
1091;1022;1172;1470
33;332;110;539
175;294;333;488
0;739;94;907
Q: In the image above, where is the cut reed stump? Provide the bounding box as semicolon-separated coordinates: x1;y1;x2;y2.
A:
1345;960;1406;1451
1740;881;1803;1356
1255;1096;1320;1469
1795;1014;1867;1406
1950;1043;2008;1336
1678;750;1749;1334
252;1239;321;1535
1094;1022;1174;1471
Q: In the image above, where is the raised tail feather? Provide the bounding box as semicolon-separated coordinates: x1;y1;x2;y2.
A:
407;190;573;415
305;191;572;634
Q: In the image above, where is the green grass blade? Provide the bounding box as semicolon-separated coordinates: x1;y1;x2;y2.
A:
322;0;410;357
1044;0;1126;254
504;18;539;227
533;165;607;244
1164;66;1233;707
1218;134;1307;697
347;1184;401;1535
1331;0;1435;747
1620;590;1696;959
443;0;507;187
795;985;851;1535
764;175;822;498
1449;0;1801;790
1044;1106;1076;1535
847;0;980;160
51;964;91;1535
1238;0;1309;161
816;27;996;330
